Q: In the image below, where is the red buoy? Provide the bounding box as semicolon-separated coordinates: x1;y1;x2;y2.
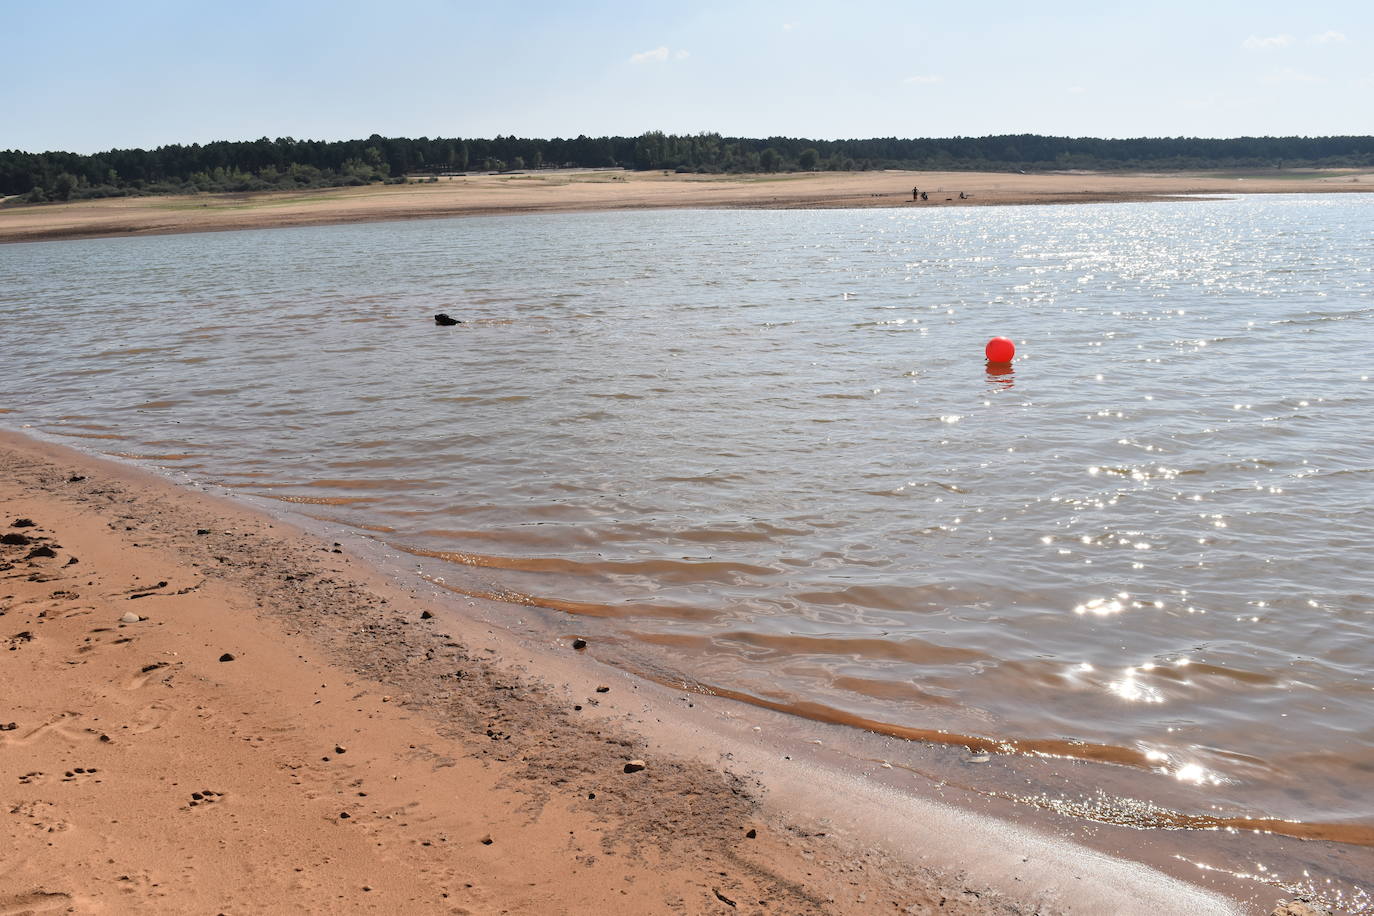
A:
985;337;1015;362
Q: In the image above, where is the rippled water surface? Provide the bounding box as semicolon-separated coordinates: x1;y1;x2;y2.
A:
4;195;1372;893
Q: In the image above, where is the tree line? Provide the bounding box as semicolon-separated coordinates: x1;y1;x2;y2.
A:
4;132;1373;202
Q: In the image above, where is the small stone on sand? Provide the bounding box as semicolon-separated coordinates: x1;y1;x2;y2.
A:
623;760;646;774
219;652;236;662
121;612;140;623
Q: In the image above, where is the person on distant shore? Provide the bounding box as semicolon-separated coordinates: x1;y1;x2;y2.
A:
912;187;919;201
920;191;928;201
959;191;967;200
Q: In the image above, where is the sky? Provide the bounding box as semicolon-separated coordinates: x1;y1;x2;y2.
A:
3;0;1371;154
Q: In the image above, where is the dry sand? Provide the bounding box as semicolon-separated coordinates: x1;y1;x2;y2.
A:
1;168;1371;244
0;431;1273;914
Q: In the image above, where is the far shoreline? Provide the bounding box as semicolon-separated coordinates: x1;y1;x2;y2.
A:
2;166;1371;244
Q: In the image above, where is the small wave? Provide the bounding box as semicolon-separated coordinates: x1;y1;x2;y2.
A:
424;576;716;622
258;494;381;505
400;544;776;583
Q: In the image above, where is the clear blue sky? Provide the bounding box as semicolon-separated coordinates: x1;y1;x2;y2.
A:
4;0;1370;154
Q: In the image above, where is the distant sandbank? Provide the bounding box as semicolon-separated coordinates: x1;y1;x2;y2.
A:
1;167;1370;244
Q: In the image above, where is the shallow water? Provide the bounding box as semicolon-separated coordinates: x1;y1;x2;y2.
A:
3;195;1372;897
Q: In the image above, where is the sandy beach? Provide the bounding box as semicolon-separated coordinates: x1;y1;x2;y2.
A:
0;429;1279;914
1;167;1371;245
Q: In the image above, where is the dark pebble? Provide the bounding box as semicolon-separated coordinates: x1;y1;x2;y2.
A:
218;652;236;662
10;519;35;528
196;529;210;535
746;828;757;838
420;611;433;620
572;639;587;650
339;812;351;819
192;792;204;800
595;686;609;693
26;546;56;558
623;761;646;774
68;475;86;482
480;835;493;845
1;533;32;545
334;745;347;754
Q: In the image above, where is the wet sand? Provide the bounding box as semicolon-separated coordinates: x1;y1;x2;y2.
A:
1;167;1371;244
0;429;1267;913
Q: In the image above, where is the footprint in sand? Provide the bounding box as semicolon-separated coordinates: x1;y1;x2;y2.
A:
0;891;73;916
185;789;226;809
130;702;176;734
3;713;107;746
111;871;156;897
76;627;138;655
58;767;101;785
6;801;71;835
122;661;175;691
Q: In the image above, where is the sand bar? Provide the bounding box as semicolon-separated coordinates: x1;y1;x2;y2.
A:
1;168;1371;244
0;429;1270;913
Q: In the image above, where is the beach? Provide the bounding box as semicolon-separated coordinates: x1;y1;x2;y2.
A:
0;430;1266;914
4;179;1364;915
1;167;1371;244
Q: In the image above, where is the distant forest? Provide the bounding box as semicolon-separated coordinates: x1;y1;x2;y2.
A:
4;132;1374;202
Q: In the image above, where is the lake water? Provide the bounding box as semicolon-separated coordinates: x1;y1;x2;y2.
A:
3;195;1372;906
